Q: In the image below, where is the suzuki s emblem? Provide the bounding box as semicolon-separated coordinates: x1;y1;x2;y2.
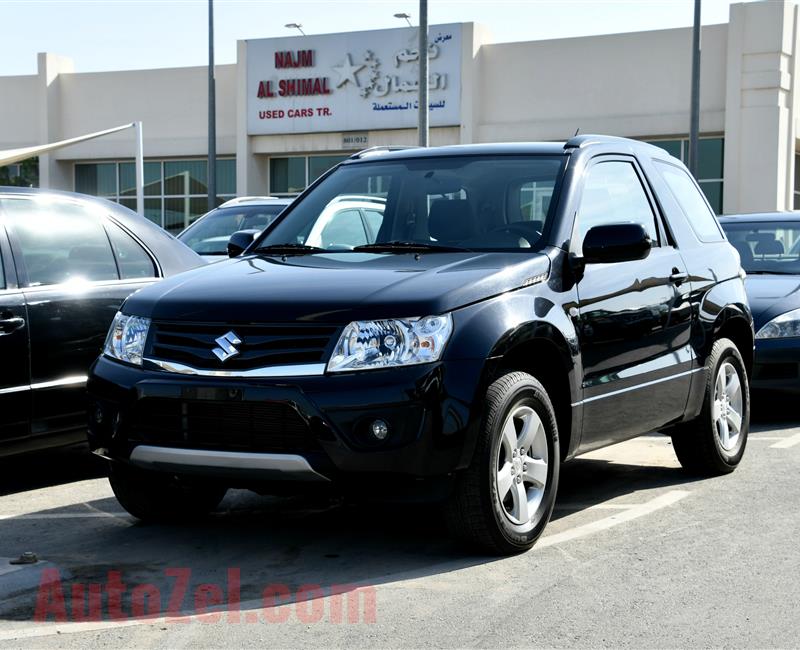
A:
212;331;242;362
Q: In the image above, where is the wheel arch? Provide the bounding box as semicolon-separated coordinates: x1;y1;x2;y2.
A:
483;325;580;462
712;308;754;377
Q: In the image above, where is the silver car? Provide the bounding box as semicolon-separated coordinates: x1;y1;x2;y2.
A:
177;196;293;262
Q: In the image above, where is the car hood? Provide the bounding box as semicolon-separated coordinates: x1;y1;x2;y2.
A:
744;274;800;329
123;250;553;323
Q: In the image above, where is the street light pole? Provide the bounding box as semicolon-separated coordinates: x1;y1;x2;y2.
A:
418;0;429;147
688;0;701;177
207;0;217;211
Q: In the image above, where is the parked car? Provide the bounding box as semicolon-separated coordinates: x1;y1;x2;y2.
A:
719;213;800;393
0;187;203;457
304;195;386;249
177;197;293;262
88;136;753;554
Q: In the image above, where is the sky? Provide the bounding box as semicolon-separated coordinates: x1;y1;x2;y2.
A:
1;0;746;76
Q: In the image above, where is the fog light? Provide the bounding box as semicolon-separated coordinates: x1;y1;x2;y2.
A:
371;419;389;441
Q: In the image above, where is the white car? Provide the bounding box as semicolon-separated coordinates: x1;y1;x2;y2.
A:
178;197;293;262
305;195;386;249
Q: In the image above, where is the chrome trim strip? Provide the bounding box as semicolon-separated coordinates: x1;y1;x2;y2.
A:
129;446;330;482
144;358;326;378
571;368;703;407
0;374;87;395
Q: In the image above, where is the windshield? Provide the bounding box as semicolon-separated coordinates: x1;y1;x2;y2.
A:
258;155;566;253
720;220;800;275
179;204;288;255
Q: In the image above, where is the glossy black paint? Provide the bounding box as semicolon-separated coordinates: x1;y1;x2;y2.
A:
87;137;753;486
0;187;204;456
227;229;261;258
582;223;652;264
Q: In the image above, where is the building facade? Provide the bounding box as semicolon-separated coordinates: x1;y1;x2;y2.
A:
0;0;797;232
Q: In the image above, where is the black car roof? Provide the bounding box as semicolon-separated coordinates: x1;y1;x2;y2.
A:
343;135;669;164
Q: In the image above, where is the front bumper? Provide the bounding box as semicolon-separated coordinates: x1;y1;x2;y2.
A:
87;355;484;484
752;337;800;393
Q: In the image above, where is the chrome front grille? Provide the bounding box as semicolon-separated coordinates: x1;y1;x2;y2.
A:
146;321;339;371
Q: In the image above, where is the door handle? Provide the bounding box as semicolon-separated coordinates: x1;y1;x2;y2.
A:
669;268;688;286
0;316;25;334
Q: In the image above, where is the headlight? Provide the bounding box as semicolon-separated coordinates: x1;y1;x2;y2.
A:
327;314;453;373
103;312;151;365
755;307;800;339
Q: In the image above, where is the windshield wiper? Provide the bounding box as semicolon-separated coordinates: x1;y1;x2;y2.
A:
353;241;468;253
745;270;798;276
255;243;325;255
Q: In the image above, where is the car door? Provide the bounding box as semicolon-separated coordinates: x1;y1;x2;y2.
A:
0;219;30;448
572;156;693;452
1;196;158;442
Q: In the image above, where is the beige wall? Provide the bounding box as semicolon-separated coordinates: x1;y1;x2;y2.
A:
472;24;728;142
0;75;38;149
3;1;799;215
53;63;237;161
724;0;799;214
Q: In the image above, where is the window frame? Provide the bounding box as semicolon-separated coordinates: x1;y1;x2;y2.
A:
104;217;161;280
571;154;666;254
268;154;350;197
73;158;237;232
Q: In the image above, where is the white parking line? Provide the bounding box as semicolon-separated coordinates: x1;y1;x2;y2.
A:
770;432;800;449
538;490;691;549
748;436;785;441
0;513;125;520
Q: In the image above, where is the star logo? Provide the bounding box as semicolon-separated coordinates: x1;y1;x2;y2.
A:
332;53;365;88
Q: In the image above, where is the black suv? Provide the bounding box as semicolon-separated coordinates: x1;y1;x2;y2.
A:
87;136;753;554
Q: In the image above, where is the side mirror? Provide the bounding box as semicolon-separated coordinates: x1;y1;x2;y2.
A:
582;223;652;264
227;229;261;258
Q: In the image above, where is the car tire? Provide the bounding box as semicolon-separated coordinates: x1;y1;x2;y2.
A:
671;337;749;475
445;371;560;555
109;462;227;522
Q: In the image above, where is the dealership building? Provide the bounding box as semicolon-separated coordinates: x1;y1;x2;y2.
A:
0;0;798;232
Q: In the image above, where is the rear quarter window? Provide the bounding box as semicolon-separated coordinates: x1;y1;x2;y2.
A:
654;160;723;242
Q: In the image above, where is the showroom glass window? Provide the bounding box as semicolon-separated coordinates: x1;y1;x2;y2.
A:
74;158;236;233
644;137;724;214
269;155;349;195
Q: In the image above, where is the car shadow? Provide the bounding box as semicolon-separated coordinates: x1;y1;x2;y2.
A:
751;392;797;426
0;440;702;623
0;444;105;497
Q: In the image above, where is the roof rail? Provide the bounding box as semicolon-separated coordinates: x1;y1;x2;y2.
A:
349;145;419;159
563;134;630;150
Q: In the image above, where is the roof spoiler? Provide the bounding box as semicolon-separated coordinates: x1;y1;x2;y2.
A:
349;146;420;159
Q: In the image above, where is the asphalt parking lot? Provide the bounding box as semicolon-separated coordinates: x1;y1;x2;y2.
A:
0;397;798;648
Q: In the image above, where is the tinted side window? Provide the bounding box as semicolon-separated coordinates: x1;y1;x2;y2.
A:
0;248;5;290
320;209;368;248
576;161;658;253
1;198;118;286
106;221;157;279
654;161;723;242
